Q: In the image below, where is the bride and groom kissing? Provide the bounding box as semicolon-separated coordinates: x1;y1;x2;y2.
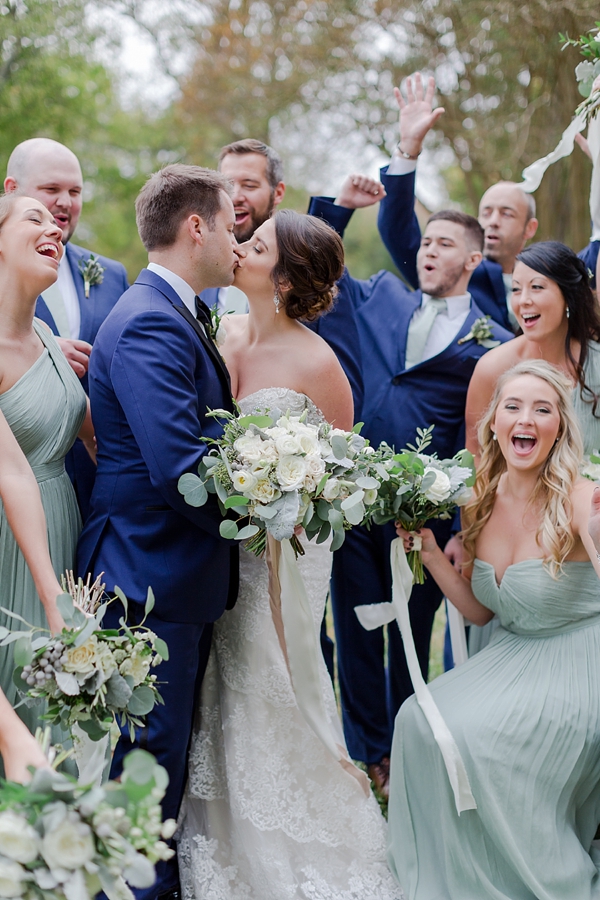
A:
76;164;401;899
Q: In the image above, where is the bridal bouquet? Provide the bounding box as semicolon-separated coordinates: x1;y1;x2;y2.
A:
561;25;600;124
370;426;475;583
3;578;167;744
0;748;176;900
178;406;384;556
581;451;600;481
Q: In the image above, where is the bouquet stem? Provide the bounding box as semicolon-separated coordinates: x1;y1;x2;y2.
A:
406;548;426;585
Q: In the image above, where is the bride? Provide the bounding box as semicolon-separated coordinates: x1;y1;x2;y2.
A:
177;209;402;899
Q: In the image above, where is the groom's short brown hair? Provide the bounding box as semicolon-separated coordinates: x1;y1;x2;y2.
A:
136;164;233;251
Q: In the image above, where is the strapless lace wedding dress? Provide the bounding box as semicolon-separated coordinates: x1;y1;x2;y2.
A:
178;388;402;900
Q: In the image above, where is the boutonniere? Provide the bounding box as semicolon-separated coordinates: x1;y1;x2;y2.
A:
208;306;228;348
78;254;105;298
457;315;501;349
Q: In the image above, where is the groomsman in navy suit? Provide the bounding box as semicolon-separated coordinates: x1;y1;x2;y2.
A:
5;138;129;519
78;165;243;900
200;138;364;419
309;185;512;798
377;74;539;336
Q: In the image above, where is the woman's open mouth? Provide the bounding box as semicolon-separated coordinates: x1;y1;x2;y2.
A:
36;243;60;260
511;433;537;454
521;312;540;328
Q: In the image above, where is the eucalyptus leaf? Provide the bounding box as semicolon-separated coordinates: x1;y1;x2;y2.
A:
105;670;133;708
202;455;220;469
145;587;156;617
344;500;365;526
220;519;239;540
340;489;365;510
123;748;157;785
127;685;157;717
73;615;97;648
224;495;250;508
238;413;273;429
356;476;380;490
178;473;208;507
352;422;365;433
236;524;260;540
331;435;348;460
13;636;32;667
315;472;330;495
317;499;330;520
331;528;346;551
215;479;229;504
328;508;344;530
114;586;128;619
77;717;110;741
31;636;50;651
316;520;331;544
302;501;314;528
56;593;76;625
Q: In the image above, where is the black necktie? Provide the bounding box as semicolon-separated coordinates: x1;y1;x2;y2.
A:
194;295;212;331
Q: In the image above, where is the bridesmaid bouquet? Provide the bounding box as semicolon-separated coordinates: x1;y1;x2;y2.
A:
3;578;167;744
581;451;600;481
0;748;176;900
178;406;384;556
370;426;475;583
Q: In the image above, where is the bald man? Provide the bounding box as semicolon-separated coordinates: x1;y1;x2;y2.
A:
376;75;539;333
5;138;129;518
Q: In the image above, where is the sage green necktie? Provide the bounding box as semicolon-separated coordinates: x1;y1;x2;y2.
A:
404;297;448;369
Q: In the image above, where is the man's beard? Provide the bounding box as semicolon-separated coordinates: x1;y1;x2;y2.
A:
233;192;275;242
419;260;465;298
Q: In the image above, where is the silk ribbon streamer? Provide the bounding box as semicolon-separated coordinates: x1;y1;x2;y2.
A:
519;112;586;193
71;722;110;787
266;535;370;797
355;537;477;815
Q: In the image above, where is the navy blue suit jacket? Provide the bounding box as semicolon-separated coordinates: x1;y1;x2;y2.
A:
35;243;129;518
77;269;237;624
376;168;513;333
579;240;599;288
201;274;365;421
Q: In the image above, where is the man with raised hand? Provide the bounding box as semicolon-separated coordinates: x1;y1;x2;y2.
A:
200;138;365;419
5;138;129;518
309;178;512;799
377;73;539;334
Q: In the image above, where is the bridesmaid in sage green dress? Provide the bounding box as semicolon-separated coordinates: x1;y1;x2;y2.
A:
389;360;600;899
0;194;92;739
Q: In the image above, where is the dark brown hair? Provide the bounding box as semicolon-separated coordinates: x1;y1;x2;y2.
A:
135;164;233;251
218;139;284;190
517;240;600;417
270;210;344;322
427;209;484;251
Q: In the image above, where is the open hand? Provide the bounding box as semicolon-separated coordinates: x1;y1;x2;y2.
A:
394;72;445;159
335;174;386;209
57;337;92;378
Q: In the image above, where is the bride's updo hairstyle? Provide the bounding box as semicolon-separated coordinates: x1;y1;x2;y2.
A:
270;209;344;322
461;359;583;577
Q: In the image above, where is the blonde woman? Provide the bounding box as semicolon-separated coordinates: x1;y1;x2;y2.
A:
388;360;600;899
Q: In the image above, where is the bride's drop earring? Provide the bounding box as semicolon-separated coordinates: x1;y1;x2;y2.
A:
273;291;280;314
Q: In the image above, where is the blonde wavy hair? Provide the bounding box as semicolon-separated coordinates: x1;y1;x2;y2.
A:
461;360;583;577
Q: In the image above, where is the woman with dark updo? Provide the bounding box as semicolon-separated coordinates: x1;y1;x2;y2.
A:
177;210;401;900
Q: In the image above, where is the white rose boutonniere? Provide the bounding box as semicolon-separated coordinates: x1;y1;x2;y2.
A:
208;306;229;348
78;254;105;298
457;315;501;349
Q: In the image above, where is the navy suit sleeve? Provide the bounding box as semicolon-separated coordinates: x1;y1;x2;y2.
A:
307;196;354;237
579;241;600;289
110;310;225;538
377;167;421;290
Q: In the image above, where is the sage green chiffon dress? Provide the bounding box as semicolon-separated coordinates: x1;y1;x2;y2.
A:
388;558;600;900
0;320;86;739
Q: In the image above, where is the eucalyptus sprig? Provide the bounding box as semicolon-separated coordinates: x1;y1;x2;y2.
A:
78;254;105;298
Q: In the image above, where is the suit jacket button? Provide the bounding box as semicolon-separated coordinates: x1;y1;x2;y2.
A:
392;375;401;385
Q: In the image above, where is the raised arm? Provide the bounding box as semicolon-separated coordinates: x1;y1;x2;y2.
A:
378;73;445;288
0;410;64;633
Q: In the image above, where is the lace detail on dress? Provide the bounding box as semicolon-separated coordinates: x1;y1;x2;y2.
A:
178;388;403;899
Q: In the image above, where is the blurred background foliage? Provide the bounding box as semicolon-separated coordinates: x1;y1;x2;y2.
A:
1;0;598;281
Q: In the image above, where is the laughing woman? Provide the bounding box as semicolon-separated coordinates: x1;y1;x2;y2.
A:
0;194;93;738
389;360;600;899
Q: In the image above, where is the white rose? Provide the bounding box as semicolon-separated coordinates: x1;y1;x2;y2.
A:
248;479;280;504
63;635;99;677
423;467;452;503
322;478;340;501
258;441;279;462
264;426;287;440
275;433;303;456
232;470;258;493
295;428;320;455
276;456;308;492
319;440;333;457
233;435;264;463
0;813;39;865
41;815;95;870
305;454;325;479
214;322;226;348
0;859;26;898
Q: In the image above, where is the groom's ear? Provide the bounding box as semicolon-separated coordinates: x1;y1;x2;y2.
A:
185;213;208;247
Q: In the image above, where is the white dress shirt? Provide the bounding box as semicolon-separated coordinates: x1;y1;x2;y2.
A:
57;254;81;340
147;262;197;316
410;292;472;363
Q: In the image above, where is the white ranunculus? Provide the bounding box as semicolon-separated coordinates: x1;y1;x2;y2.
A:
233;435;264;463
275;433;303;456
0;858;26;898
232;470;258;493
423;467;452;503
276;456;308;492
248;479;280;504
42;815;95;871
322;478;341;501
0;813;39;864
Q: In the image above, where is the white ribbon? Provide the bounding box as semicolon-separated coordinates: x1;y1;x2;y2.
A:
355;537;477;815
270;537;370;796
519;113;586;193
71;722;110;786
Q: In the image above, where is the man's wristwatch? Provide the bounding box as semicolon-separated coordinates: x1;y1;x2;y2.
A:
396;143;421;160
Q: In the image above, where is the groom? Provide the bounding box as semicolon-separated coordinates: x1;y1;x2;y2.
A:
77;164;243;900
